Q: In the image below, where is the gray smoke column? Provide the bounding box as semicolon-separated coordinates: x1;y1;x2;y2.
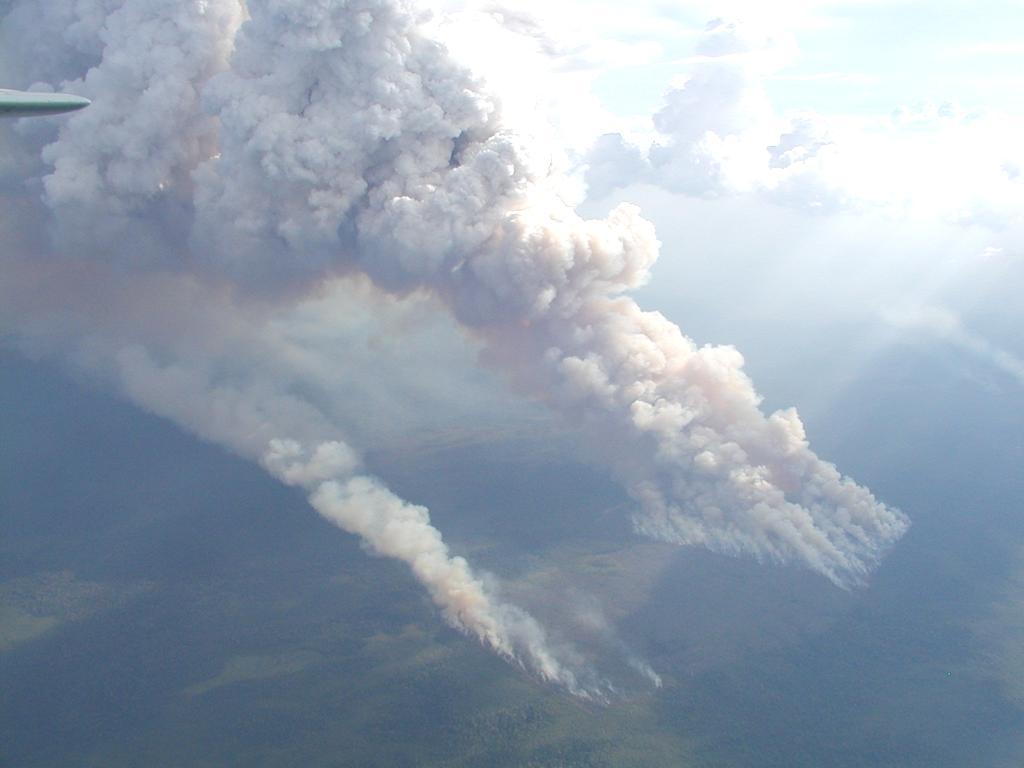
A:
187;0;908;586
3;0;907;696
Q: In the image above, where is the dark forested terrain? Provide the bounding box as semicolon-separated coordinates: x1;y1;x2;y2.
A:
3;348;1023;767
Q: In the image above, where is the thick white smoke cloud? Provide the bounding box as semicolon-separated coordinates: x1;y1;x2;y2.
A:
184;0;906;586
2;0;906;692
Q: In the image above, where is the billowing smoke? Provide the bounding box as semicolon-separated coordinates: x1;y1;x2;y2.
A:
1;0;906;692
182;0;906;586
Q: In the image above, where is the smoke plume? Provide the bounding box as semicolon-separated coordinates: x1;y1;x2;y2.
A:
1;0;907;691
114;345;591;695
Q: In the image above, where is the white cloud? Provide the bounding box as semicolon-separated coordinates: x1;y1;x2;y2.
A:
582;16;1024;250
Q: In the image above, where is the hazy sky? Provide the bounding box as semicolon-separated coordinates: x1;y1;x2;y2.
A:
432;1;1023;281
437;0;1024;116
